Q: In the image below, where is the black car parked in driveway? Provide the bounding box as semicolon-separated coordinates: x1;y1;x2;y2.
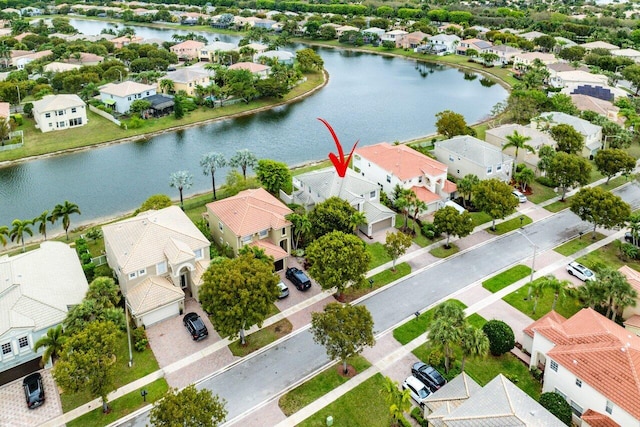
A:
183;312;208;341
285;267;312;291
625;232;639;246
23;372;45;409
411;362;447;392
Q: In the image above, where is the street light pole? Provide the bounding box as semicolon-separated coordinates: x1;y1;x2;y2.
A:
125;297;133;368
15;85;20;112
517;230;537;299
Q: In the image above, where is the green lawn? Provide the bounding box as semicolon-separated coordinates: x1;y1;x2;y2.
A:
469;211;492;227
228;318;292;357
482;265;532;293
394;214;433;247
429;243;459;258
527;181;557;204
554;232;606;256
340;263;411;303
502;278;583;320
367;242;392;269
61;334;161;412
393;299;467;345
66;378;168;427
278;355;371;416
298;373;389;427
467;313;487;329
598;174;633;192
577;242;640;272
291;159;332;176
544;197;572;213
487;215;532;235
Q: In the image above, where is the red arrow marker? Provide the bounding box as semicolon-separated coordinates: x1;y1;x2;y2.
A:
318;118;359;178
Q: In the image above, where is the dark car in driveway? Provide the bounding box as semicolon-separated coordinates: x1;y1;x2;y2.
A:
183;312;208;341
285;267;312;291
23;372;45;409
411;362;447;392
625;232;639;246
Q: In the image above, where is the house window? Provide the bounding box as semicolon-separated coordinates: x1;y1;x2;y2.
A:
69;118;82;126
554;388;566;399
241;235;252;244
129;271;137;279
18;336;29;349
606;400;613;414
550;360;558;372
138;268;146;277
449;155;454;162
57;110;64;116
497;164;502;171
58;121;65;128
128;96;131;101
194;248;203;259
71;107;77;113
486;166;493;174
282;228;286;236
1;342;11;355
45;112;51;118
418;176;423;183
218;221;223;231
386;175;391;183
146;92;150;96
570;400;583;417
157;261;167;275
575;378;582;388
219;237;223;245
259;229;268;238
370;190;376;199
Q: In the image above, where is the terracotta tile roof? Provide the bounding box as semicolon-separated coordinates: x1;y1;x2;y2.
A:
250;240;288;261
523;310;567;338
618;265;640;294
206;188;292;237
0;102;10;119
526;308;640;419
624;314;640;328
228;62;270;73
170;40;205;50
443;180;457;193
411;186;441;204
356;142;447;181
582;409;621;427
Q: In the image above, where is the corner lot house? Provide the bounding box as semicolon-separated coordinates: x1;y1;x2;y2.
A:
99;81;156;114
206;188;292;272
0;242;88;385
103;206;211;327
32;94;87;133
433;135;514;182
523;308;640;426
533;111;602;158
284;167;395;237
485;123;556;172
354;142;456;214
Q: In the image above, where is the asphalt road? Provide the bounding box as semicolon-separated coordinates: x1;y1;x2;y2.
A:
116;182;640;427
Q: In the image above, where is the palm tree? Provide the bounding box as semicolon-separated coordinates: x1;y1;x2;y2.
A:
200;152;226;200
578;279;606;310
530;278;547;315
457;174;479;208
34;325;66;366
410;197;427;235
50;201;81;241
515;167;535;192
33;210;50;240
503;131;535;177
381;376;411;427
159;79;174;94
0;225;8;246
543;276;572;311
286;213;311;250
629;214;640;246
459;324;489;372
349;211;367;235
427;301;465;373
229;149;258;180
169;170;193;210
10;218;33;252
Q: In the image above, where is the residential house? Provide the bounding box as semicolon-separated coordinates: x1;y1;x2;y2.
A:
570;94;622;124
44;62;81;73
427;34;461;55
161;68;210;96
580;41;620;51
103;206;211;327
456;38;492;56
396;31;429;49
533;112;603;158
438;23;463;34
237;42;269;56
336;25;360;37
257;50;295;65
617;266;640;321
519;30;548;41
433;135;514;182
353;142;456;214
11;50;52;69
19;6;42;16
284;167;396;237
485;44;523;65
512;52;559;69
234;16;261;29
32;94;87;133
228;62;270;78
555;37;578;49
381;29;408;44
1;8;20;16
206;188;292;271
0;242;88;385
362;27;385;41
611;48;640;62
549;70;609;89
199;41;237;62
485;123;556;172
99;81;156;114
110;35;144;49
170;40;205;61
522;308;640;426
425;373;565;426
65;52;104;66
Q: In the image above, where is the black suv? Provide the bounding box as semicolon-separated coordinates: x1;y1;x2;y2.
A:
183;312;208;341
411;362;447;392
23;372;45;409
285;267;312;291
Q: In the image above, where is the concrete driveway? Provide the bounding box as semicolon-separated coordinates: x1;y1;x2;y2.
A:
0;369;62;427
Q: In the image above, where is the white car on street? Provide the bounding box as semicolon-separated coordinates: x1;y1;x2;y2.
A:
566;261;596;282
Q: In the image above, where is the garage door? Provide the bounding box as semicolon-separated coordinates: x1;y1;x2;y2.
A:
0;357;41;386
142;303;180;327
371;217;393;234
274;259;284;272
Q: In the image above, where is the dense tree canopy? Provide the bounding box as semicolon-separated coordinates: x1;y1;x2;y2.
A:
150;385;227;427
473;179;519;230
308;197;357;238
435;110;471;139
433;206;474;247
255;159;291;194
570;186;631;238
594;148;636;183
546;153;591;201
550;124;585;155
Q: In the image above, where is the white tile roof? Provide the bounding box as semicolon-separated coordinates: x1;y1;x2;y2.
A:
32;94;83;113
435;135;514;167
99;81;155;98
537;111;602;136
127;275;183;316
0;242;88;336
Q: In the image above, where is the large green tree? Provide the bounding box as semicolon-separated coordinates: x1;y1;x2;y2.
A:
550;124;585;155
383;231;413;271
308;196;357;239
433;206;474;248
200;152;226;200
473;179;519;230
286;212;311;250
310;302;375;374
50;201;81;241
199;252;279;345
546;153;591;201
381;376;412;427
622;64;640;95
570;186;630;239
459;324;489;372
306;230;371;296
296;48;324;71
255;159;291;195
435;110;470;139
594;148;636;184
427;301;466;373
457;174;480;208
53;321;120;413
150;385;227;427
138;194;172;213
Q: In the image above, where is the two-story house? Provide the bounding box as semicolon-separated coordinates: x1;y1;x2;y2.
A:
354;142;456;215
170;40;205;61
103;206;211;327
0;242;88;385
456;38;492;55
485;123;556;173
32;94;87;133
533;112;603;158
228;62;270;79
427;34;461;55
206;188;292;272
523;308;640;426
283;167;396;237
486;44;523;65
433;135;514;182
161;68;210;96
199;41;237;62
99;81;156;114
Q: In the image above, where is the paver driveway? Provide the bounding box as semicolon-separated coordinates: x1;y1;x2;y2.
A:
0;369;62;427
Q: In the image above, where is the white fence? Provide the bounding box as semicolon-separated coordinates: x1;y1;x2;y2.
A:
89;105;121;126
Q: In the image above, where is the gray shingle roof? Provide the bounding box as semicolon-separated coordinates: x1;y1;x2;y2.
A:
435;135;514;167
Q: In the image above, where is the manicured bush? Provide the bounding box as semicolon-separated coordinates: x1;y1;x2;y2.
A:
421;222;439;239
11;113;23;126
482;319;515;356
132;327;149;352
411;406;428;427
536;176;558;187
82;262;95;282
539;392;572;426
